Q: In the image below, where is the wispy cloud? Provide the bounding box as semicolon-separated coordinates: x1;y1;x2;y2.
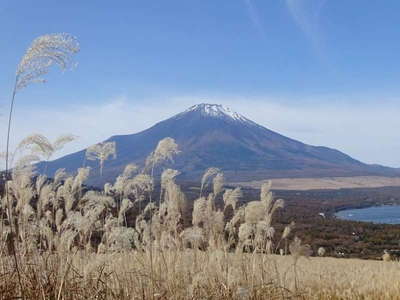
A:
1;95;399;168
0;96;183;161
244;0;265;37
285;0;327;55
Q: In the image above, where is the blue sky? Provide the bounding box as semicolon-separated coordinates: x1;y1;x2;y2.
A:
0;0;399;167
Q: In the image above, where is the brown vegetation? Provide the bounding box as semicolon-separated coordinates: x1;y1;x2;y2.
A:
238;176;400;191
2;139;400;299
2;249;400;299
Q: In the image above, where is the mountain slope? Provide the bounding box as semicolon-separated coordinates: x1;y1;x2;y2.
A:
38;103;399;185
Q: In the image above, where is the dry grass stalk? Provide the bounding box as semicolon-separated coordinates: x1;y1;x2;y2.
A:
85;141;116;176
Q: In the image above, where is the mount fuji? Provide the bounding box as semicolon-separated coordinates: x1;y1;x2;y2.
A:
38;103;399;185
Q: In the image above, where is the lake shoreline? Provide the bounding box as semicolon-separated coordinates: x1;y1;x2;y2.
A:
335;205;400;224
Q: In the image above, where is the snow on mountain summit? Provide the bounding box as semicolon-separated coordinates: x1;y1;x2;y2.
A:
183;103;250;123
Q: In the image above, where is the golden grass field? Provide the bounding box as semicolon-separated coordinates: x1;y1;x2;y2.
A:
2;250;400;299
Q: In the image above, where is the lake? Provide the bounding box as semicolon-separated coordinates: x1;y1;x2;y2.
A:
335;205;400;224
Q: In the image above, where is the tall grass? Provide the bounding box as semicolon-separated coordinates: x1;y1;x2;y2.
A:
0;132;308;298
3;136;399;299
1;34;399;300
5;33;79;184
85;142;116;176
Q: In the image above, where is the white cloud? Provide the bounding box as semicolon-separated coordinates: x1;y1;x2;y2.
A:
244;0;265;37
0;96;184;161
285;0;327;55
0;95;399;168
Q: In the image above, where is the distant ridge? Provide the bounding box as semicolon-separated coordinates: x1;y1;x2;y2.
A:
38;103;400;185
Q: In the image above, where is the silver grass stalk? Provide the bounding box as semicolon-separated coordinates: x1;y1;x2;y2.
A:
260;180;273;213
145;137;180;175
122;163;138;178
22;203;35;219
270;198;285;215
3;38;79;287
35;174;47;195
192;197;207;227
105;227;137;251
85;141;116;176
206;193;215;214
54;168;67;185
160;169;181;208
38;185;55;211
118;198;133;225
18;133;77;162
227;207;245;229
180;226;205;249
113;163;139;195
83;191;116;212
10;159;36;218
244;201;265;224
13;154;41;171
71;167;90;193
39;221;54;250
5;33;79;187
44;210;53;224
58;229;78;252
200;167;220;197
260;180;272;198
282;221;295;239
212;172;224;197
145;137;180;272
63;191;76;216
35;175;48;218
161;169;180;190
163;181;185;213
223;187;242;211
55;209;64;231
103;182;113;195
210;211;225;236
123;174;153;200
266;226;275;239
238;223;254;248
18;134;53;158
16;33;79;91
163;180;187;234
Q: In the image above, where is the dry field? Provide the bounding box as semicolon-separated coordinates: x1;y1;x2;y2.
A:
2;136;399;299
2;250;400;299
236;176;400;191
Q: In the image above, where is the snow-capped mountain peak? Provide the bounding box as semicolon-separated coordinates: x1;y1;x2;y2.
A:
39;102;399;186
184;103;249;122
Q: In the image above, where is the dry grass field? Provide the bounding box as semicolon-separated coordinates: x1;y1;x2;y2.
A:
2;133;400;299
236;176;400;191
2;250;400;299
2;134;400;299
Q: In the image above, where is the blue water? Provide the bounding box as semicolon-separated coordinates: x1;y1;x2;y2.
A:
335;206;400;224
